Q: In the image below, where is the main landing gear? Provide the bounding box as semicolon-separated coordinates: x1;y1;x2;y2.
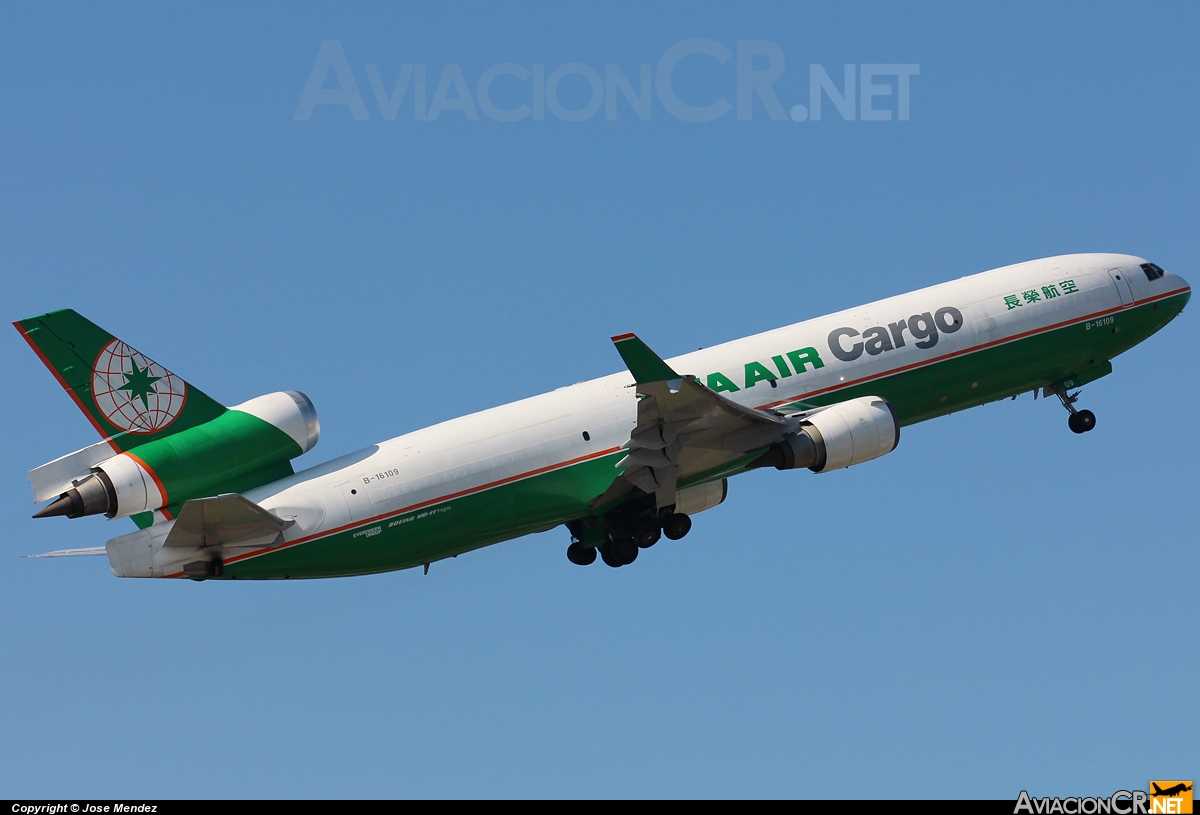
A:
565;504;693;569
1050;386;1096;434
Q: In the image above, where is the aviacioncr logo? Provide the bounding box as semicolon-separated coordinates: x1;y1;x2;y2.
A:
91;339;188;433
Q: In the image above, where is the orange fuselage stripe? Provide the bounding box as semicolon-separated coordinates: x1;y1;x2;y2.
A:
122;450;170;507
755;286;1189;411
168;445;625;576
167;285;1192;577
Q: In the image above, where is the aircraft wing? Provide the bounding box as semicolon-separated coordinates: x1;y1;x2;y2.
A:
601;333;797;509
163;493;294;549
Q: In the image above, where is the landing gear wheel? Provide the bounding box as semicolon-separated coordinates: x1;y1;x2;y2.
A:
600;539;638;567
1055;386;1096;435
662;513;692;541
633;521;661;549
613;538;638;565
1068;409;1096;434
567;541;597;566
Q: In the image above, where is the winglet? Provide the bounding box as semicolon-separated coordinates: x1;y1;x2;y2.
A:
611;333;680;384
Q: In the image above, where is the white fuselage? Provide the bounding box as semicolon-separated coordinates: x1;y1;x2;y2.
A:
108;253;1189;577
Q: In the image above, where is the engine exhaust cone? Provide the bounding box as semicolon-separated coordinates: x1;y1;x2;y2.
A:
32;471;116;519
33;492;79;519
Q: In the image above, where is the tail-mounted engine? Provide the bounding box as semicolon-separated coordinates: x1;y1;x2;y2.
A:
33;391;320;520
751;395;899;473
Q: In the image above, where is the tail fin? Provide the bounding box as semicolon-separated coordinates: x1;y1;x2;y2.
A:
1152;784;1163;795
14;309;226;451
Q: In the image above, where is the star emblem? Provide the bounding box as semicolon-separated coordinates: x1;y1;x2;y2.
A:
117;360;162;410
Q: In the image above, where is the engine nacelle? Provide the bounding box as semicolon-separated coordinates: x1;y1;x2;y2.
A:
231;390;321;457
675;479;727;516
35;391;320;520
751;395;899;474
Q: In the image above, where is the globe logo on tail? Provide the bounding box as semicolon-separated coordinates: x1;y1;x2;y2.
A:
91;339;188;433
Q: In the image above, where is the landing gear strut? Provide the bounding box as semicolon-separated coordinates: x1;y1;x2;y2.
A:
1052;386;1096;434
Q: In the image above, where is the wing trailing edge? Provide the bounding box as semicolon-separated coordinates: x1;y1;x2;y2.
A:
605;332;796;509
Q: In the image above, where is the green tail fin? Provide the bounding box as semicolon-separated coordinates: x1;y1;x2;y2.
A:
14;309;226;451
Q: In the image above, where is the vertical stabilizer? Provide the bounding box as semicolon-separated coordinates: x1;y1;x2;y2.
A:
14;309;226;452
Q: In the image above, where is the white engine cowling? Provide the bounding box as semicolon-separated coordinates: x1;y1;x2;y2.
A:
231;390;321;455
33;390;322;521
36;452;163;521
94;452;161;517
93;391;320;519
675;479;727;516
802;396;899;473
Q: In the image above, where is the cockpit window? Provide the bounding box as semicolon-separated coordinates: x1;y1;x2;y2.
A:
1141;262;1165;281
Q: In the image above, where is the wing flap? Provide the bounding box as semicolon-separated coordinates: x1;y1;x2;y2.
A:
605;333;797;508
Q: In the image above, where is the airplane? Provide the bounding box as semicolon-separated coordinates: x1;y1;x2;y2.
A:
14;252;1190;580
1151;783;1193;798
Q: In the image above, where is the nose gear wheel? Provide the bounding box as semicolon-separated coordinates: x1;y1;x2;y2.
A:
1050;385;1097;434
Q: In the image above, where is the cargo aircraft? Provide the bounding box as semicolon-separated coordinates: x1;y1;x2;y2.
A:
15;253;1189;579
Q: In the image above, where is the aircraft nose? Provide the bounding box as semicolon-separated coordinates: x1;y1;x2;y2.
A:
1169;269;1191;304
1148;261;1190;302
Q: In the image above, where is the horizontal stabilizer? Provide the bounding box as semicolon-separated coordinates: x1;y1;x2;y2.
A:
164;494;295;549
23;546;108;558
28;437;121;503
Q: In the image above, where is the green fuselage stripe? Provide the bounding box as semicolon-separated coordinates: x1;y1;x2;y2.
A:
213;290;1187;580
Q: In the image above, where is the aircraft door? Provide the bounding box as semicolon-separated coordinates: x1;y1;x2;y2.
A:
1106;267;1135;307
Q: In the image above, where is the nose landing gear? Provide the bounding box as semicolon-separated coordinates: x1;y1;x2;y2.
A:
1049;385;1096;434
1067;409;1096;434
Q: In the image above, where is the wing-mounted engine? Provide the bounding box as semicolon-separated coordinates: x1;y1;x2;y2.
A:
605;334;901;512
674;479;728;515
31;391;320;520
750;396;899;473
574;334;902;571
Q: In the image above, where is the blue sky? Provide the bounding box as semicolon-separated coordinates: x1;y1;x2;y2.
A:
1;1;1197;798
